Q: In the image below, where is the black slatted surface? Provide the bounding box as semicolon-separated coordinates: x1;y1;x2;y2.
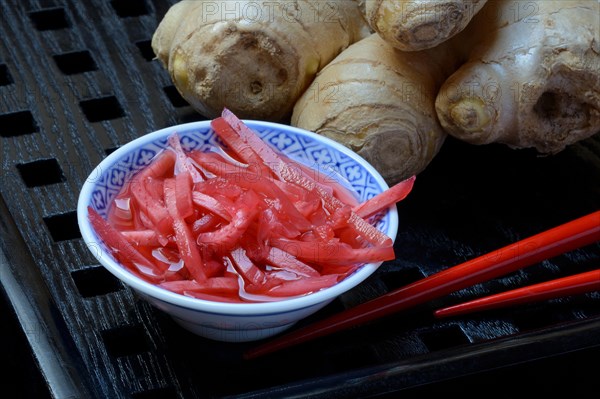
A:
1;1;599;398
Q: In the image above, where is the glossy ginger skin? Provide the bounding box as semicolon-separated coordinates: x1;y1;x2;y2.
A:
151;0;370;121
365;0;488;51
435;0;600;153
292;33;464;184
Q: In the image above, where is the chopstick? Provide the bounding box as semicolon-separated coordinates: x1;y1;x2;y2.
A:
244;210;600;360
434;269;600;318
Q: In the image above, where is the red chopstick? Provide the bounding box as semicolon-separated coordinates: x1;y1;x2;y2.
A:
434;269;600;318
244;210;600;360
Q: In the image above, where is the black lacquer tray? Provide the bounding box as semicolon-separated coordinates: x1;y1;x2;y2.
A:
1;1;599;398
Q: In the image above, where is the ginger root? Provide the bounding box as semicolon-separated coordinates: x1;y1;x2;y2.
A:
292;33;463;184
365;0;488;51
435;0;600;153
151;0;370;121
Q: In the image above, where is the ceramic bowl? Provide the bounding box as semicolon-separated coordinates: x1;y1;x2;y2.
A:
77;120;398;342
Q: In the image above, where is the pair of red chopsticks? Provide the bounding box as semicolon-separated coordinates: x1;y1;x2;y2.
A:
245;210;600;360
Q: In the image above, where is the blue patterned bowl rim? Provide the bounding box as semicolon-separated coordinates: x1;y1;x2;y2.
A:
78;120;398;316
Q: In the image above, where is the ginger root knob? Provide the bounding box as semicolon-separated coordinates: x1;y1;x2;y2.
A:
448;99;492;133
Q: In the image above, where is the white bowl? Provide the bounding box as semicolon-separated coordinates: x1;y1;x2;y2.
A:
77;120;398;342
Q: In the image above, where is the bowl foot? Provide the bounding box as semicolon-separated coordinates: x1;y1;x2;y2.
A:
171;317;297;342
